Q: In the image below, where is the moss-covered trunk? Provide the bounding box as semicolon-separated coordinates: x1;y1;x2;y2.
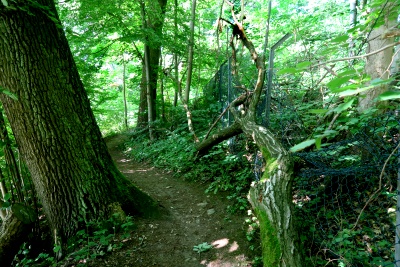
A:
0;0;158;246
237;118;302;267
197;2;304;264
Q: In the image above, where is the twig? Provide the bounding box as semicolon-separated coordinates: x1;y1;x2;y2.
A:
327;112;340;131
385;45;400;76
352;141;400;230
313;41;400;68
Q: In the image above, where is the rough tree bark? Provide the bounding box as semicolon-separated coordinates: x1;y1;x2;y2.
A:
0;0;158;260
197;2;303;266
358;1;397;111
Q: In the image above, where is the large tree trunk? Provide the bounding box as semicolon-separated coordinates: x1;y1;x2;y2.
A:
140;3;155;140
358;2;396;111
0;0;158;248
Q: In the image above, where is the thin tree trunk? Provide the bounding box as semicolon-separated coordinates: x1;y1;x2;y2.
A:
123;58;128;130
160;54;166;122
182;0;199;142
0;110;23;202
0;169;9;220
173;0;179;108
348;0;357;58
137;67;148;126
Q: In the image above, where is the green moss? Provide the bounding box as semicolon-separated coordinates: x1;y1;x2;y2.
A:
250;190;281;267
259;146;278;182
260;146;271;159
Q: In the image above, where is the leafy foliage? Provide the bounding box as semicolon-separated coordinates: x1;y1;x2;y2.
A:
193;242;213;255
13;215;136;267
3;0;399;265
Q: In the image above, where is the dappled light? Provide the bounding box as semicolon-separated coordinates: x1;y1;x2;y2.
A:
211;238;239;253
211;238;229;249
229;241;239;252
201;254;249;267
0;0;398;266
93;135;254;266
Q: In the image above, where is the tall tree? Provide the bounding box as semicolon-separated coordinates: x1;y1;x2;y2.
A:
122;55;128;130
140;1;155;139
181;0;198;141
137;0;168;126
0;0;158;262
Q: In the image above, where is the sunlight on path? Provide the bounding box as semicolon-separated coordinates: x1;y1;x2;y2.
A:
104;134;254;267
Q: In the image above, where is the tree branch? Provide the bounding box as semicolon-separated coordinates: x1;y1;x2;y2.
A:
313;41;400;68
203;92;250;140
196;121;243;156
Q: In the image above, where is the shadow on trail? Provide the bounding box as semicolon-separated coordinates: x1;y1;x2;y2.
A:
98;134;254;267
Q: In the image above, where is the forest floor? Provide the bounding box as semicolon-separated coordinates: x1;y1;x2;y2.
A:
89;134;256;267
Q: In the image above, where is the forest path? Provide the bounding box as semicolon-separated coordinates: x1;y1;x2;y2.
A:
95;133;253;267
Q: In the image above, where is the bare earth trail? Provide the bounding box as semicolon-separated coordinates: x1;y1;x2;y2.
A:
95;134;254;267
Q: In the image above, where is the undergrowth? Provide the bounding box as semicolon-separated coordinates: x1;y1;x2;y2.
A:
13;214;136;267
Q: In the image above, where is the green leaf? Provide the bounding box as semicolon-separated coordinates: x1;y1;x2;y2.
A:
377;91;400;101
331;35;348;43
290;139;315;152
308;109;328;114
370;78;393;86
337;69;357;76
322;129;338;136
296;61;312;69
3;192;11;201
327;76;351;90
330;83;358;93
276;68;298;75
100;236;109;246
339;85;373;96
53;245;61;253
315;137;322;150
334;98;355;113
0;86;18;100
2;201;11;209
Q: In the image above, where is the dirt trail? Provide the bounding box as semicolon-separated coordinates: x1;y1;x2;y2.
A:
96;134;253;267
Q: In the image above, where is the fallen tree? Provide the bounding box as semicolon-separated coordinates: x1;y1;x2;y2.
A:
197;2;303;266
